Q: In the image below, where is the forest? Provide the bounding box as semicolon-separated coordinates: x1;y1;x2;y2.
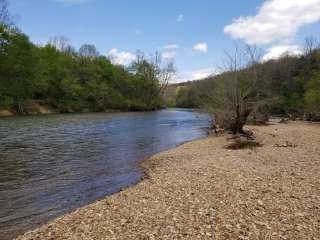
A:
172;42;320;132
0;1;174;114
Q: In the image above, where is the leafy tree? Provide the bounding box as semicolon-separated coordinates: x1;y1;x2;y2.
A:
0;25;36;112
175;86;198;108
130;52;175;109
305;72;320;112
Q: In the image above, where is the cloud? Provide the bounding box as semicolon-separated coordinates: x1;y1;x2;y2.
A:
224;0;320;45
162;44;179;50
177;14;184;22
262;45;303;61
178;68;216;82
107;48;136;66
189;68;214;80
161;51;176;60
193;42;208;53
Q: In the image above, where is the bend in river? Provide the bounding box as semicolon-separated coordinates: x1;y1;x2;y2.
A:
0;109;210;240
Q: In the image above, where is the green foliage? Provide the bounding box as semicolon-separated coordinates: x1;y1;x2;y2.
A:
175;86;198;108
0;24;171;114
175;47;320;118
0;24;36;112
305;72;320;112
130;52;175;110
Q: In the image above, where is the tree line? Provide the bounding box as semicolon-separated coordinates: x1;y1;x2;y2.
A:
173;41;320;133
0;0;174;114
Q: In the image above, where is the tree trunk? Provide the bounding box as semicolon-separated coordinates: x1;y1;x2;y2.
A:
230;106;251;135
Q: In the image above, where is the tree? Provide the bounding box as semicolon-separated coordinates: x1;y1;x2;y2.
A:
79;44;99;58
304;72;320;113
175;86;198;108
0;23;178;113
0;25;36;112
48;36;75;53
303;36;320;56
196;46;265;134
130;52;175;109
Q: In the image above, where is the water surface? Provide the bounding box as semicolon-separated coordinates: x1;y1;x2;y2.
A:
0;109;210;239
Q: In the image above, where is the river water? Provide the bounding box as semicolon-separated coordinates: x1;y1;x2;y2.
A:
0;109;210;239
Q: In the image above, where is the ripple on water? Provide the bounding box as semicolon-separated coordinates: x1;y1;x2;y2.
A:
0;109;210;239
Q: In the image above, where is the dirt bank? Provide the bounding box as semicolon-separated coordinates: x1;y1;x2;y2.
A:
16;122;320;240
0;102;56;118
0;109;15;117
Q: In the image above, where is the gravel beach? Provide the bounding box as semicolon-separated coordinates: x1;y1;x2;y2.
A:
16;122;320;240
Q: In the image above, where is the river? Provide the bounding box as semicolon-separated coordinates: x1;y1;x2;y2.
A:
0;109;210;239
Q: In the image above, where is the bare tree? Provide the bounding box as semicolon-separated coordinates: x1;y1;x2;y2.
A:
299;36;320;82
196;45;265;134
303;36;319;56
48;36;75;53
79;44;99;58
153;52;176;97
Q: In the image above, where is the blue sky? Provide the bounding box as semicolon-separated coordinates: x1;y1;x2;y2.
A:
9;0;320;82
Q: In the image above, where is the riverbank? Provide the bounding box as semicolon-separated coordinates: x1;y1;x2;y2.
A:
0;101;168;118
0;102;56;117
0;102;124;118
16;121;320;240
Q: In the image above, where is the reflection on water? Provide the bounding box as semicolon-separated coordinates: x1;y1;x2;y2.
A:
0;109;210;239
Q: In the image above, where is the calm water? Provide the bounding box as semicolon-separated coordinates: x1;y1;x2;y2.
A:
0;109;210;239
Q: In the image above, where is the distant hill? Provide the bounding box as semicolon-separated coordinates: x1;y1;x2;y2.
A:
166;47;320;117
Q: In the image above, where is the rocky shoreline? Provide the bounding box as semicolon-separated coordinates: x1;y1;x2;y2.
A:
16;121;320;240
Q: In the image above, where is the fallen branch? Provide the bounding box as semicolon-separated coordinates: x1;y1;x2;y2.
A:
274;141;297;148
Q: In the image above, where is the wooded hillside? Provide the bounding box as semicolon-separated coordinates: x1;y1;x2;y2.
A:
173;42;320;121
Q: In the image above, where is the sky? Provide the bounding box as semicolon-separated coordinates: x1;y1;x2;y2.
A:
9;0;320;82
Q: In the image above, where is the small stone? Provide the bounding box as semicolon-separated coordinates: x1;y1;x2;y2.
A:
225;224;233;231
254;221;266;226
257;200;264;206
295;212;305;217
120;219;127;225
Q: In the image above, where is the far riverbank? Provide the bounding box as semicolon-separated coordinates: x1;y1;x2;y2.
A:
0;101;131;118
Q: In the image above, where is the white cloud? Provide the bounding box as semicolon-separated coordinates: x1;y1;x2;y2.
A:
107;48;136;66
178;68;216;82
224;0;320;45
190;68;214;80
193;42;208;53
161;51;176;60
162;44;179;50
262;45;303;61
177;14;184;22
